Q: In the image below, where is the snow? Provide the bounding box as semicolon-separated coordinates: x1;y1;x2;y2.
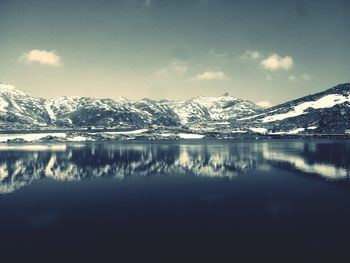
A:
0;133;67;142
212;122;230;125
0;83;29;96
239;113;264;121
0;98;8;112
307;126;318;130
104;129;148;135
44;102;56;120
269;128;305;135
47;96;81;114
231;130;248;133
10;99;22;112
178;133;205;139
160;133;172;137
168;95;259;123
249;127;268;134
285;128;305;134
262;94;350;123
66;136;88;142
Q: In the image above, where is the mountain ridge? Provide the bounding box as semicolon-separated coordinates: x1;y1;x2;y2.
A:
0;82;264;129
0;82;349;135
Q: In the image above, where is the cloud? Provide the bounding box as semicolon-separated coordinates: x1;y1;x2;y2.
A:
193;70;229;81
261;54;293;71
256;100;272;108
241;50;261;60
154;59;189;76
19;49;62;66
208;49;227;59
287;74;311;81
143;0;152;7
301;73;311;80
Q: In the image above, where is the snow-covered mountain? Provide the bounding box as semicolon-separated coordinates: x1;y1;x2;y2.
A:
0;83;51;129
238;83;350;134
166;95;262;123
0;83;262;129
0;82;350;134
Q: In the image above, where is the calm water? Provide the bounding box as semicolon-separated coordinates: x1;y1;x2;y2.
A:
1;140;350;262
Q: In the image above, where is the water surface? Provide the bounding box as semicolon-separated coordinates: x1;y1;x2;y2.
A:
0;140;350;262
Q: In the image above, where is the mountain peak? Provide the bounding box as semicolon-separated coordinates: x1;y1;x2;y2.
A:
0;82;17;90
0;83;30;97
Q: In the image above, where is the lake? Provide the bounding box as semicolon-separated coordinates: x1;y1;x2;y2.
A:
0;140;350;262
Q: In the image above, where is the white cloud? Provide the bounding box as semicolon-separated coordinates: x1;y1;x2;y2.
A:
193;70;229;81
19;49;62;66
154;59;189;76
301;73;311;80
256;100;272;108
172;61;188;74
287;74;311;81
261;54;293;71
208;49;227;59
241;50;261;60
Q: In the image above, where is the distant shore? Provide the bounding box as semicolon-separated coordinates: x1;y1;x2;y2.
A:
0;128;349;143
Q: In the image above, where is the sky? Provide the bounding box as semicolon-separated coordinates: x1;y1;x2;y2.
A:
0;0;349;106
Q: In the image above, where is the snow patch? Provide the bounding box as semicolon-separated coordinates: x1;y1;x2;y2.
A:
262;94;350;123
249;127;268;134
0;98;8;112
66;136;88;142
0;133;67;142
178;133;205;139
104;129;148;135
269;128;305;135
44;102;56;120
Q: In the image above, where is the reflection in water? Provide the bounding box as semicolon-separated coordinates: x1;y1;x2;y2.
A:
0;141;350;194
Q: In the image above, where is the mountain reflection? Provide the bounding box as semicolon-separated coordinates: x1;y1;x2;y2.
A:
0;141;349;194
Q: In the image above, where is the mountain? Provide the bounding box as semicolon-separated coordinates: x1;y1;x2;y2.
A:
0;82;349;135
166;95;263;124
237;83;350;134
0;83;262;129
0;83;50;129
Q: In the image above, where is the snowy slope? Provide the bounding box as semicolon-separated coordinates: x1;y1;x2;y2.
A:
239;83;350;133
167;94;262;124
0;83;51;129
